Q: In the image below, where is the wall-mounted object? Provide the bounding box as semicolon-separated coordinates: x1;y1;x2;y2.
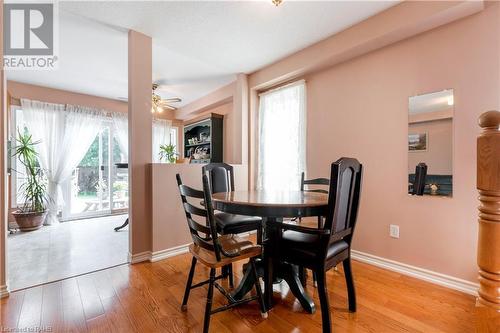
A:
408;133;427;152
184;113;223;164
408;89;454;197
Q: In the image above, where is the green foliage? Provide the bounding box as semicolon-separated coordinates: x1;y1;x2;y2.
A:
12;129;48;213
79;137;99;167
79;135;123;167
113;181;128;192
159;144;178;163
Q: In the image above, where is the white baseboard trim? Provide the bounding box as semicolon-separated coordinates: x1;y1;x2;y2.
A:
148;233;256;263
129;251;151;264
0;285;9;298
351;250;479;296
151;243;190;262
129;232;259;264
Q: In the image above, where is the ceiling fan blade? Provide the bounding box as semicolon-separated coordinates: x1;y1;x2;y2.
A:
163;97;182;103
162;104;177;111
159;100;179;107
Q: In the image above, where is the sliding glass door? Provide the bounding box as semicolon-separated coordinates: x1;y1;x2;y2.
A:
11;108;128;222
62;121;128;220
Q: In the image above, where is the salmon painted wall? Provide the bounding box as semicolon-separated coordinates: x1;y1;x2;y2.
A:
8;81;128;113
8;80;178;121
128;30;153;257
151;163;248;253
302;3;500;282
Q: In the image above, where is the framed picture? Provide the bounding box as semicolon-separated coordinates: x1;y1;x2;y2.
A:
408;133;427;152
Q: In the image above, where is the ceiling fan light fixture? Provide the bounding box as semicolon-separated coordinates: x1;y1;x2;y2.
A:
272;0;283;6
151;83;181;113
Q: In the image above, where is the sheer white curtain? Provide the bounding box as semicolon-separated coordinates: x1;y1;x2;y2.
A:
152;118;172;163
21;99;103;225
257;80;306;191
111;112;128;159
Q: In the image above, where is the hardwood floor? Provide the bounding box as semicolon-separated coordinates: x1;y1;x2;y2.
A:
1;252;475;332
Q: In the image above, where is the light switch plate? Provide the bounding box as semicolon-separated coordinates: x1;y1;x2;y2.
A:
389;224;400;238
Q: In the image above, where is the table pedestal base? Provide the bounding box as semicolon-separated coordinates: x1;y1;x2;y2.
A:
231;258;316;314
114;218;129;231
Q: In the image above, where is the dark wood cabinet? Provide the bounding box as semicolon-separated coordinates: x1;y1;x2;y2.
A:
184;114;223;164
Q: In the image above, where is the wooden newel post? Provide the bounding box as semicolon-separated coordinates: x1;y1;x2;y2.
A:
476;110;500;332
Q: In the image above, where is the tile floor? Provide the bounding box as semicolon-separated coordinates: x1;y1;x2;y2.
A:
7;214;129;291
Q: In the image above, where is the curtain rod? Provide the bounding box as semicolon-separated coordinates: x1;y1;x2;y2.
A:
258;79;306;97
11;96;127;118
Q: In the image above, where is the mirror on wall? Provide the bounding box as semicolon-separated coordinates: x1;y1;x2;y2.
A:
408;89;453;197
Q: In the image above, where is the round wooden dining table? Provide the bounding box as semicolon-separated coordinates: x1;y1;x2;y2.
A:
212;190;329;313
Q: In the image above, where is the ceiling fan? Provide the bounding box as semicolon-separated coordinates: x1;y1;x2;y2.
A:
152;83;182;113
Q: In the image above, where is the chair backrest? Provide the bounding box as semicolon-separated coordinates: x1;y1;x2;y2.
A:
300;172;329;194
202;163;235;193
412;162;427;196
323;158;363;246
176;174;222;261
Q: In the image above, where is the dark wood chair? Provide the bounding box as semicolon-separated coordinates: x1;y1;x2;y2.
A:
202;163;263;287
298;172;329;227
411;162;427;196
176;174;267;333
275;158;363;333
296;172;330;286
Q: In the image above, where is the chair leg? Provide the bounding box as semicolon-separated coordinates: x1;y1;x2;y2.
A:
221;264;233;288
203;268;216;333
316;270;331;333
221;265;227;278
250;258;268;318
343;258;357;312
257;227;263;245
228;264;234;288
312;270;318;287
181;257;197;311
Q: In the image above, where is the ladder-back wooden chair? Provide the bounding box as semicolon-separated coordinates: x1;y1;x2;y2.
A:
299;172;330;227
202;163;263;287
295;172;330;286
176;174;267;333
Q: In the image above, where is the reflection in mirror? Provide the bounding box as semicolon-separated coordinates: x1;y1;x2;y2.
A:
408;89;453;197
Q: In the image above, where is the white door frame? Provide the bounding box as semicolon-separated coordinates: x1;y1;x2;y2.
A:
1;0;9;295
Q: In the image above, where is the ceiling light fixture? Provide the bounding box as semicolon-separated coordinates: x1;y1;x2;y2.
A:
152;84;163;113
272;0;283;7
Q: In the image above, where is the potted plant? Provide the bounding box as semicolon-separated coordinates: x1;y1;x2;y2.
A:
113;181;128;199
159;143;178;163
11;129;48;231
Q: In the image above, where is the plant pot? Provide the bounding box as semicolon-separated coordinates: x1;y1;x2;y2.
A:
115;190;125;199
12;210;47;231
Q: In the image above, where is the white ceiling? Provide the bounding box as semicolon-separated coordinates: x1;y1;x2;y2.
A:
409;90;454;115
7;1;398;107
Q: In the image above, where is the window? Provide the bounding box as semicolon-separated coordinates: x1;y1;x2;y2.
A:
170;127;178;153
152;120;178;163
257;80;306;191
10;107;27;207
